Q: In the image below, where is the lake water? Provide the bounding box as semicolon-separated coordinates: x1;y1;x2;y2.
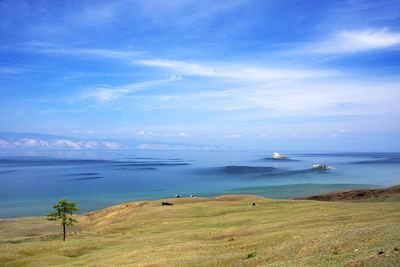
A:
0;150;399;218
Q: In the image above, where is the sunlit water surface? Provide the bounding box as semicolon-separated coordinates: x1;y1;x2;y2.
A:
0;150;399;218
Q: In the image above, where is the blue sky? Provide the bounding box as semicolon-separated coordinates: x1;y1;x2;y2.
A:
0;0;400;151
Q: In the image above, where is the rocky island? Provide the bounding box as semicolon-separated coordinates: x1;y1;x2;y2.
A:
272;152;288;159
312;164;335;169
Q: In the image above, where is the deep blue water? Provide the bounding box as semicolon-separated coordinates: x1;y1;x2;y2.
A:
0;150;399;218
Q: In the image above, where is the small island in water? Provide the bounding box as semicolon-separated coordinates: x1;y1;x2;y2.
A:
312;164;335;169
271;152;288;159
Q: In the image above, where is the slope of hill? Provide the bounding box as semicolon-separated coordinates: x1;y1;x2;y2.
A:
294;185;400;201
0;195;399;266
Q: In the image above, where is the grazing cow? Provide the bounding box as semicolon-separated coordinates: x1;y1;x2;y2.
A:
161;202;173;206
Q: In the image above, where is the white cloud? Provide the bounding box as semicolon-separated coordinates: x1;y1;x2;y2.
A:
40;48;141;60
0;137;128;150
36;45;334;82
13;139;40;148
0;67;25;75
84;76;181;101
135;130;158;136
102;141;122;149
134;130;189;137
52;140;82;150
137;59;219;77
136;59;334;81
223;134;242;138
131;79;400;120
312;29;400;54
84;140;99;148
224;106;242;111
0;139;11;148
38;140;50;147
329;129;346;138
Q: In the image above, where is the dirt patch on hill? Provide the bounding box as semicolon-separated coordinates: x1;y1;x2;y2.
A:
294;185;400;201
84;201;151;216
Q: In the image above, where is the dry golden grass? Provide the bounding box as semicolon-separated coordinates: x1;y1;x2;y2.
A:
1;195;399;266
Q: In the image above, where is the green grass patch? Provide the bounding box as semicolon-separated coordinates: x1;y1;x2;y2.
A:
0;196;399;266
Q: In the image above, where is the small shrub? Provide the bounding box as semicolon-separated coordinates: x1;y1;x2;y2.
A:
246;251;257;258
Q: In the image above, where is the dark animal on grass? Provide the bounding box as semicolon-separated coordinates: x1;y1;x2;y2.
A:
161;202;173;206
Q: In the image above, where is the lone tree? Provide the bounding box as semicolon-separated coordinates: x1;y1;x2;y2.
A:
46;199;79;241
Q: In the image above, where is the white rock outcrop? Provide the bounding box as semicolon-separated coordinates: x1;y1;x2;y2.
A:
312;164;335;170
272;152;288;159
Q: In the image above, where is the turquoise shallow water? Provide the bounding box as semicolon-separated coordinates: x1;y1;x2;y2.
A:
0;150;399;218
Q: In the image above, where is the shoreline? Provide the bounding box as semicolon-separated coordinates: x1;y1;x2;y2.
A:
1;183;398;220
1;187;399;266
82;184;399;216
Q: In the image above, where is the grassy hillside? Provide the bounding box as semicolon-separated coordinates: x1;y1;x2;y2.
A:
0;195;399;266
294;185;400;202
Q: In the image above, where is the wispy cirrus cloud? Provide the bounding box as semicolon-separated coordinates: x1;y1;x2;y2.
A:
137;59;219;77
134;130;191;137
310;28;400;54
0;66;30;75
223;134;242;138
38;47;142;60
32;46;336;81
83;75;181;101
136;58;336;81
128;79;400;119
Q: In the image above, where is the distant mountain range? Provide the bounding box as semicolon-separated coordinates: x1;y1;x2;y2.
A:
0;132;127;150
0;132;222;151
